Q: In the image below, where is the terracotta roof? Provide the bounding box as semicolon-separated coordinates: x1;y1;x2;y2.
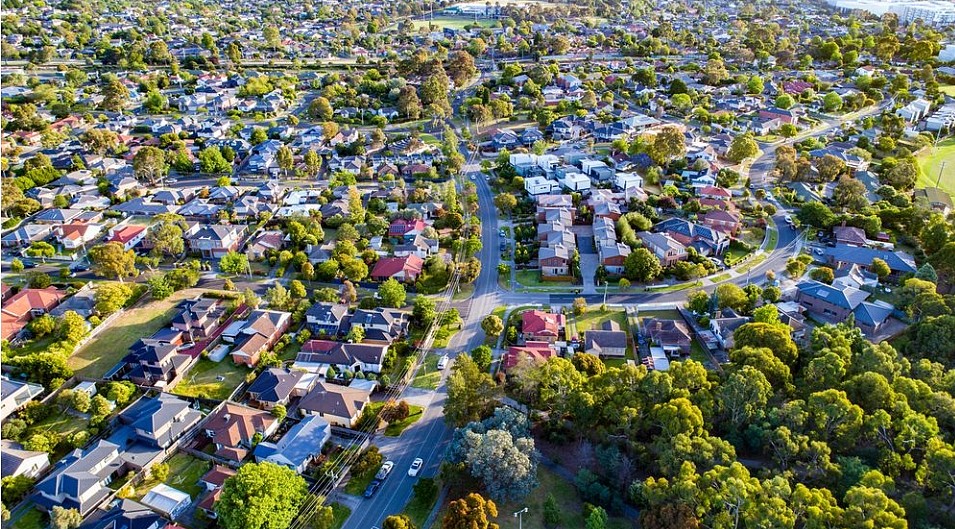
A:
370;255;424;279
503;342;556;370
521;310;564;337
204;403;275;449
109;225;146;244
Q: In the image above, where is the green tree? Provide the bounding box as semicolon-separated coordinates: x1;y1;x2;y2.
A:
797;201;836;228
383;515;416;529
543;494;561;527
133;146;168;183
727;133;759;163
271;404;287;422
624;248;662;282
220;251;249;275
822;91;843;112
89;242;138;281
377;279;407;308
57;311;87;344
870;258;890;280
445;356;500;427
199;146;233;173
152;462;170;481
309;97;333;120
216;462;308;529
585;507;607;529
470;346;493;372
50;506;82;529
481;314;504;338
25;241;55;262
442;493;498;529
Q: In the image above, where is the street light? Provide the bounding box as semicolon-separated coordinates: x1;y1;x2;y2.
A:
513;508;528;529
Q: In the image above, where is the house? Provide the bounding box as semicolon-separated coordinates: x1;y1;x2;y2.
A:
34;440;126;516
394;234;438;259
33;208;85;224
245;230;285;260
1;224;53;248
833;224;869;247
502;342;556;371
253;415;330;474
914;187;953;216
116;393;203;449
524;176;561;196
522;310;565;343
246;368;314;409
654;218;729;256
702;210;742;235
77;499;168;529
298;381;372;428
231;310;291;367
54;223;102;249
141;484;191;519
370;255;424;283
347;308;409;344
490;129;519;150
1;440;50;478
758;107;799;125
295;340;390;375
388;218;427;241
107;225;148;251
196;466;235;519
823;246;917;282
795;280;870;322
539;243;571;278
187;224;246;259
643;318;692;357
171;297;223;339
306;302;349;337
583;320;628;357
112;340;193;387
1;376;45;420
202;402;278;462
638;231;688;266
1;287;68;341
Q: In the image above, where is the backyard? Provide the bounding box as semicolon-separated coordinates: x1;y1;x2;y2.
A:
133;453;211;501
917;137;955;195
172;357;251;401
567;309;627;341
69;288;203;378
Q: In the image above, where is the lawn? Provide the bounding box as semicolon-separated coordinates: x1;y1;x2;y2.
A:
411;353;442;390
409;16;498;31
515;270;573;288
385;405;425;436
134;453;212;501
403;478;439;527
69;288;201;378
11;506;47;529
649;280;702;293
735;253;768;274
740;228;765;247
25;412;90;462
709;273;732;283
690;342;711;365
723;247;751;266
568;309;627;341
917;137;955;195
940;84;955;97
172;357;251;401
491;466;631;529
329;503;352;529
344;460;382;496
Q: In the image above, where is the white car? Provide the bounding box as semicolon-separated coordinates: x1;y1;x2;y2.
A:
375;461;394;480
408;458;424;477
437;355;449;370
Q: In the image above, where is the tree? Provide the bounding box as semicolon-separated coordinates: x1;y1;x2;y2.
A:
309;97;333;120
89;242;138;281
470;346;493;372
733;322;798;365
94;283;133;315
870;258;890;280
383;515;416;529
50;507;82;529
304;150;321;176
220;251;249;275
377;279;407;308
797;201;835;228
413;296;437;327
29;314;56;337
543;494;561;527
398;86;422;119
445;356;500;427
58;311;87;344
649;126;686;166
727;133;759;163
703;57;728;85
133;146;168;183
152;462;170;481
446;50;477;87
82;129;119;155
271;404;287;422
585;507;608;529
70;390;91;413
277;146;294;177
832;176;868;211
481;315;504;338
216;462;308;529
494;193;517;214
822;91;843;112
199;146;232;173
443;493;499;529
624;248;662;282
101;76;129;111
809;266;835;284
775;93;795;109
266;284;291;310
882;158;918;190
25;241;55;262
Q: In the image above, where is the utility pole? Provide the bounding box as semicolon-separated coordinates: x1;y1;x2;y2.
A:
938;161;947;188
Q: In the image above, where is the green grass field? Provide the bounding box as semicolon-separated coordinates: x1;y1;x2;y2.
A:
402;478;439;527
69;288;201;378
134;453;212;500
329;503;352;529
567;309;627;341
940;85;955;97
172;357;251;401
11;507;46;529
917;137;955;195
385;405;425;436
411;353;442;390
409;16;498;31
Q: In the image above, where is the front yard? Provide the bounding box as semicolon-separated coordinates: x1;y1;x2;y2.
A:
133;453;211;501
69;288;204;378
172;357;251;401
567;309;627;342
411;353;442;390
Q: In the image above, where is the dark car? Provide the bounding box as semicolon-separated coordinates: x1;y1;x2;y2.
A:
363;480;382;498
18;259;38;269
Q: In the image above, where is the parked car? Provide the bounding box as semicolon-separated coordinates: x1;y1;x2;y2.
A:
375;461;394;480
363;480;382;498
437;355;449;370
408;458;424;477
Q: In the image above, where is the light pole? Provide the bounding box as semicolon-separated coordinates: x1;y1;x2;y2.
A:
513;508;528;529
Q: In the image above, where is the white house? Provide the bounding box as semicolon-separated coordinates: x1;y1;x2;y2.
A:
615;172;644;191
560;172;591;192
525;176;561;196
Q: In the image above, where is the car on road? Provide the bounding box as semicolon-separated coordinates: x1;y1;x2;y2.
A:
437;355;449;370
166;178;178;184
784;215;793;224
409;458;424;477
814;248;824;255
375;461;394;480
470;174;475;180
18;259;37;269
363;480;382;498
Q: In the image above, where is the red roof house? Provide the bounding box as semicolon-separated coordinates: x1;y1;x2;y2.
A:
521;310;565;343
503;342;556;371
1;287;68;340
370;255;424;283
108;225;147;251
697;186;732;200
